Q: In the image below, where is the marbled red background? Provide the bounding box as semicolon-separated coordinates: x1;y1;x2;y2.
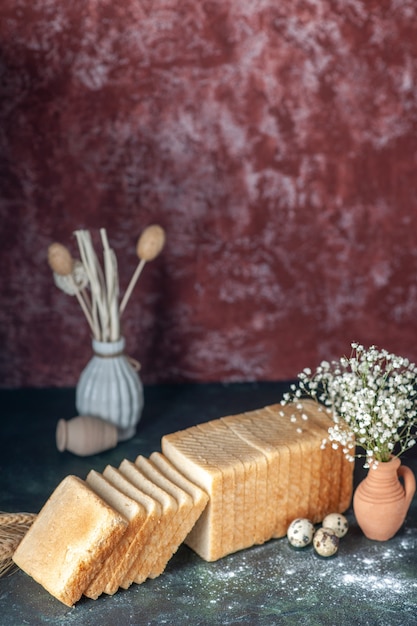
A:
1;1;417;388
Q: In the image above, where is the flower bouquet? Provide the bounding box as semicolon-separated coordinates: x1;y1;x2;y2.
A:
281;342;417;539
281;342;417;467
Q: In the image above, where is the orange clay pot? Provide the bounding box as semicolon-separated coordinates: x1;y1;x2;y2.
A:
353;456;416;541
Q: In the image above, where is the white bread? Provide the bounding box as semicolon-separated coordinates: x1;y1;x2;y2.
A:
149;452;209;529
134;455;195;578
148;452;209;560
83;471;147;599
118;459;177;586
162;402;354;561
12;475;128;607
295;400;353;515
101;465;162;593
160;425;226;562
248;408;308;533
13;400;353;604
220;413;279;542
198;418;269;550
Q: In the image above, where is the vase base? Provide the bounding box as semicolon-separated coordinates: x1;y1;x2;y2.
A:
360;527;403;542
117;424;136;441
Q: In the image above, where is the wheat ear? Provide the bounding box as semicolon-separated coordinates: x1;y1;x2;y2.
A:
0;512;37;578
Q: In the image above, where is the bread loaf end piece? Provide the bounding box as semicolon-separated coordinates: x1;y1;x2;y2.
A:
12;475;128;607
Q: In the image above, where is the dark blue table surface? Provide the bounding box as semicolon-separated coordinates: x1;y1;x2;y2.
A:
1;382;416;626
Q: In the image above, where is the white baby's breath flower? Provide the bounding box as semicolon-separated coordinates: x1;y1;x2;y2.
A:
281;342;417;466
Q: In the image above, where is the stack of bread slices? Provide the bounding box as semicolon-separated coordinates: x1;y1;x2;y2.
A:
13;400;353;607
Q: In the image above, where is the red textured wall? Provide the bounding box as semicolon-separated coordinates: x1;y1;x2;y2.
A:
1;1;417;388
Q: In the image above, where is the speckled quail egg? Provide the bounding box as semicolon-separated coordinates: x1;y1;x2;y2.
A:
287;518;315;548
322;513;349;538
313;527;340;557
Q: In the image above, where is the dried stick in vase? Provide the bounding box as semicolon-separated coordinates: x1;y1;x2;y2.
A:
47;243;96;336
119;224;166;316
100;228;120;342
74;230;110;342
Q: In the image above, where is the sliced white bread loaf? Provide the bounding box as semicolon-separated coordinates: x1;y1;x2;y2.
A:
83;470;147;599
12;475;128;607
162;402;354;561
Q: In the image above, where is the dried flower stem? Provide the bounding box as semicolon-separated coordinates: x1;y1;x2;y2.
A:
74;230;114;341
71;277;96;335
100;229;119;341
119;224;165;316
119;258;146;316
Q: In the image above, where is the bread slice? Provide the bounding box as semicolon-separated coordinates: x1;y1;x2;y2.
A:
148;452;209;534
101;465;162;593
149;452;208;509
297;399;353;514
216;417;269;548
173;424;234;557
118;459;177;586
220;413;275;544
134;455;194;578
12;475;128;607
237;408;292;538
148;452;209;561
193;420;244;553
161;426;225;562
261;407;311;528
83;471;147;599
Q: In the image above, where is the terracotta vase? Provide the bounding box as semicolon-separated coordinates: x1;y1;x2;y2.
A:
56;416;118;456
353;456;416;541
75;336;143;441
